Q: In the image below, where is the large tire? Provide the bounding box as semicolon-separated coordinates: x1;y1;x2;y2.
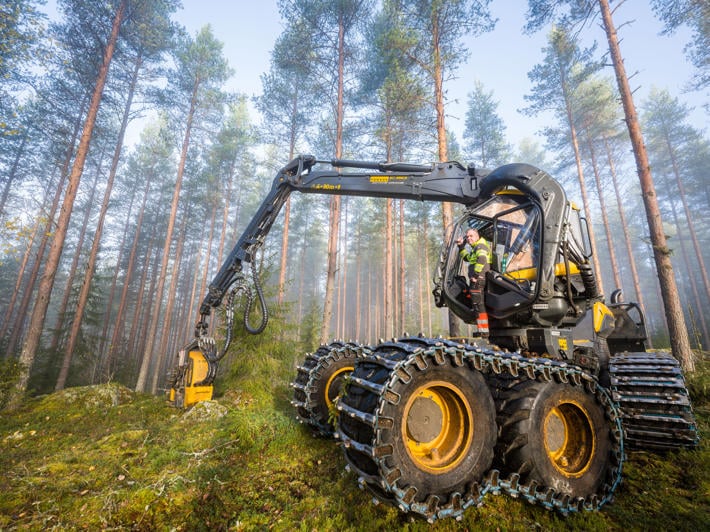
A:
496;379;613;496
292;341;359;437
381;360;497;495
338;339;497;520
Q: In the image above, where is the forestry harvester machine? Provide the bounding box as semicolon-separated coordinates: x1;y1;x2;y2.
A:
168;155;698;521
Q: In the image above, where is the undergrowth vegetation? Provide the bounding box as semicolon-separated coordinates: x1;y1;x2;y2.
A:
1;352;708;530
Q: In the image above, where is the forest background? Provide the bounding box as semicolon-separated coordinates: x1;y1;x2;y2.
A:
1;0;708;400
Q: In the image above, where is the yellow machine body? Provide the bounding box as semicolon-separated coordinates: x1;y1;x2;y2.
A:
169;350;213;408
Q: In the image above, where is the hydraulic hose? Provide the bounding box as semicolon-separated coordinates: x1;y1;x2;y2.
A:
196;260;269;385
244;258;269;334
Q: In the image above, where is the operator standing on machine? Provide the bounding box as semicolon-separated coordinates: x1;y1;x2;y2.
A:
456;228;491;332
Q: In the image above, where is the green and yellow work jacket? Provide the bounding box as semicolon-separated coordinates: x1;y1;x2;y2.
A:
460;237;492;276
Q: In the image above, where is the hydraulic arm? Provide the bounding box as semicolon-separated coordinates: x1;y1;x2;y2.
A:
197;155;483;321
171;155;576;404
171;155;488;405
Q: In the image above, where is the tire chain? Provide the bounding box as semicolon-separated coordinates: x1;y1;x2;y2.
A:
332;335;625;522
291;340;365;437
609;351;699;451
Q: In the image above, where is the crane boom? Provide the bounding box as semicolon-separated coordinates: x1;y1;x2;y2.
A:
174;155;578;402
198;155;485;321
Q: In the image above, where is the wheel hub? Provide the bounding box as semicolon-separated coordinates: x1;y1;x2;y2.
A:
543;401;595;478
403;381;473;473
325;366;354;408
407;396;444;442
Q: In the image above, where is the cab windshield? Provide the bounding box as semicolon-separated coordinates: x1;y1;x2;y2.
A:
471;194;542;284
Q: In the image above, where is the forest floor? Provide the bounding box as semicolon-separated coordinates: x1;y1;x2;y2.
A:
1;350;708;531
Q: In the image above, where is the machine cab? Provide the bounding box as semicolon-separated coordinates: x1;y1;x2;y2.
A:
437;192;542;324
436;185;597;333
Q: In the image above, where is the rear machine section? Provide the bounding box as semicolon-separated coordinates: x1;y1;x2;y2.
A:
610;352;698;451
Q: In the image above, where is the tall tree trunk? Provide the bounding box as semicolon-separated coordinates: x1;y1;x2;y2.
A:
9;0;126;408
319;14;345;345
1;182;49;350
56;53;142;390
277;94;299;305
417;236;424;333
355;216;362;340
185;244;201;339
664;134;710;306
563;93;604;294
151;210;190;393
384;198;394;339
339;199;349;339
49;167;102;357
5;196;57;358
398;200;405;333
366;267;372;341
169;239;197;371
197;205;217;314
296;214;309;341
423;213;433;335
603;136;649;322
135;78;199;392
662;173;710;348
105;178;147;374
133;242;161;370
210;158;237;338
128;231;157;360
598;0;694;371
584;129;622;290
216;161;235;269
171;250;196;354
98;188;133;368
431;13;458;338
0;132;28;217
4;103;86;357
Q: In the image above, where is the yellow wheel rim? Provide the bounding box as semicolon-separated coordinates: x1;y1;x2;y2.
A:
403;381;473;473
324;365;354;409
543;400;596;478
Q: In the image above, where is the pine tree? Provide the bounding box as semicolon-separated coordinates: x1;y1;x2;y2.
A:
277;0;373;344
257;22;314;305
392;0;496;337
524;26;605;292
525;0;696;371
8;0;128;409
134;25;231;392
463;80;511;167
642;87;710;347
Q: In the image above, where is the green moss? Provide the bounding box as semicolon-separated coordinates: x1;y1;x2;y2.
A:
1;356;708;530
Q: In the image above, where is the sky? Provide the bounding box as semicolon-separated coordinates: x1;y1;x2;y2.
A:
45;0;707;158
